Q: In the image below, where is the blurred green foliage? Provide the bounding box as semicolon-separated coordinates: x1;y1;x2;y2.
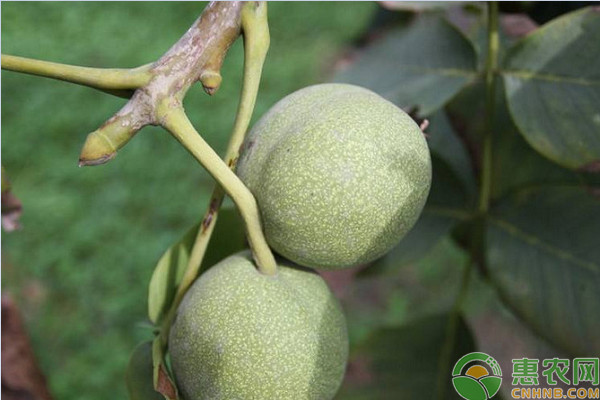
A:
333;3;599;398
1;3;376;399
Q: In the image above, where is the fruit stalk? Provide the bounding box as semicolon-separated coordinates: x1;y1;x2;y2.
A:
174;1;271;308
160;104;277;277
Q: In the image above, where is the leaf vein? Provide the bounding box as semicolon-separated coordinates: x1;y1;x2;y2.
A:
489;217;599;273
395;65;477;78
502;70;600;86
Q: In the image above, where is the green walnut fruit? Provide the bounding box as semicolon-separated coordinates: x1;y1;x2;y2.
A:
169;251;348;400
236;83;432;269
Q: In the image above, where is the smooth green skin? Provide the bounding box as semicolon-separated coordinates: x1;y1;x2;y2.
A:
237;83;432;269
169;251;349;400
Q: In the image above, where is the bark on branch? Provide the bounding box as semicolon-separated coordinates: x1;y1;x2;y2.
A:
75;2;245;166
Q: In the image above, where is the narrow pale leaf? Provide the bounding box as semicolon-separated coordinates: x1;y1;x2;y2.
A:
152;338;178;400
148;224;197;325
148;207;246;324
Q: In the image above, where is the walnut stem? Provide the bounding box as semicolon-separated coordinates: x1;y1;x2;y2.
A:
175;0;272;301
160;104;277;276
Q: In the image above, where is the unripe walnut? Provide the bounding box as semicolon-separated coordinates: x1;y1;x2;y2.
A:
169;252;348;400
237;84;432;269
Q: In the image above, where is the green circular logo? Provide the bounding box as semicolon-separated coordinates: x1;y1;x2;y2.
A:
452;352;502;400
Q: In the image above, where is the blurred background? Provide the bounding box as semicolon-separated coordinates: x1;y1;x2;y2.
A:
2;2;598;400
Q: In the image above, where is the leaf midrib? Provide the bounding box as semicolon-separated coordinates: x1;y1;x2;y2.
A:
502;69;600;86
489;216;599;273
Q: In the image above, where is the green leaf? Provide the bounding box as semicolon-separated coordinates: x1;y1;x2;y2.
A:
486;186;600;355
447;80;585;201
336;313;475;399
125;341;164;400
491;85;583;200
502;7;600;169
334;14;478;116
363;112;473;276
148;224;197;325
147;207;246;324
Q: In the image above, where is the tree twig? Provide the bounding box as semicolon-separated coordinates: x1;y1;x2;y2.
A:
76;1;245;166
0;55;152;98
4;2;275;278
